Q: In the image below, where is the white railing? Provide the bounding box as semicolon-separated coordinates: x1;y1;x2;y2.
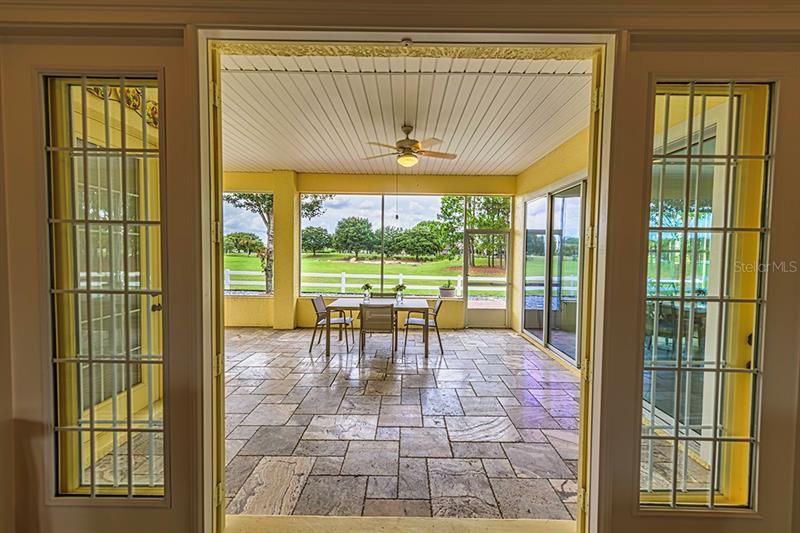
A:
224;269;510;293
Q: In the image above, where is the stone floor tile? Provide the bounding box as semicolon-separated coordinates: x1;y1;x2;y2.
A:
420;388;464;416
503;443;574;478
310;456;343;475
362;499;431;517
428;459;500;518
286;414;314;426
303;415;378;440
380;394;401;405
366;476;398;499
228;456;315;514
239;426;305;456
490;478;571;519
499;375;543;389
295;387;346;415
378;404;422;427
366;380;401;395
226;394;267;414
400;428;452;458
482;458;516;478
518;429;549;443
292;440;349;457
459;397;507;416
253;379;300;396
476;363;512;376
470;382;514;397
240;403;298;426
401;374;438;388
543;429;579;461
376;427;400;440
293;475;367;516
227;425;258;441
225;455;260;497
341;441;399;475
423;415;445;428
503;406;561;429
556;417;580;430
445;416;522;442
337;395;381;415
451;442;507;458
398;458;429;499
226;440;247;464
549;478;578;503
401;387;421;405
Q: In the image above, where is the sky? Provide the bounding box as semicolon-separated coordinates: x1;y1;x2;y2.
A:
223;194;445;241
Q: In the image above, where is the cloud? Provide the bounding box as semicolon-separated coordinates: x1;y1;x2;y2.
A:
304;194;443;232
223;202;268;241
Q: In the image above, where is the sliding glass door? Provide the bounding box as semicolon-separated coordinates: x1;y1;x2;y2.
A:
523;182;585;365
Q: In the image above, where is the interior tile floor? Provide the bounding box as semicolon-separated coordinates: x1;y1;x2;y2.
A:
224;327;581;519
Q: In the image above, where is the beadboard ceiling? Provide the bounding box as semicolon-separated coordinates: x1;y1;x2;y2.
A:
220;54;592;175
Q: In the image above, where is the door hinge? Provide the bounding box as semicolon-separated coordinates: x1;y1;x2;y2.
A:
214;351;224;377
577;487;589;515
210;79;221;109
215;482;224;508
591;86;603;113
585;225;597;249
212;220;222;244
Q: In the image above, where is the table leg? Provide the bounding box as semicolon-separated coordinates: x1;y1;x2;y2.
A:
423;308;429;358
325;310;331;357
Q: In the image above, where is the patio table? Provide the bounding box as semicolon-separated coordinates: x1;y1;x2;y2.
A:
325;297;431;358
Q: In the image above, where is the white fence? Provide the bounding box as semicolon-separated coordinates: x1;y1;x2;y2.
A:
224;270;509;293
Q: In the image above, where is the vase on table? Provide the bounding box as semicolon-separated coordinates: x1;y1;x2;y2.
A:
396;292;404;304
363;290;371;302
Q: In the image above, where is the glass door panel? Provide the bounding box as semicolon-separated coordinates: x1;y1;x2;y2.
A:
466;232;508;310
523;197;548;340
548;185;583;360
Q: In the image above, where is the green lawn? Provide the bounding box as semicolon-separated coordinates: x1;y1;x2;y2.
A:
224;253;508;296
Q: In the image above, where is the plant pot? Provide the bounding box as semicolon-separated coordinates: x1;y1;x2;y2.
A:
439;287;456;298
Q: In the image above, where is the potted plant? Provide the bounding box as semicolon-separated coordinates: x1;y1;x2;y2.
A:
361;283;372;301
439;279;456;298
393;283;406;303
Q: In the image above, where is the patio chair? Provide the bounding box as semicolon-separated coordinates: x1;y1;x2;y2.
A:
402;298;444;355
358;303;396;361
309;295;355;352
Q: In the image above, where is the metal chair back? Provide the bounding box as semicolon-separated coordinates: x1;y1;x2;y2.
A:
432;298;444;317
312;295;328;318
360;303;395;333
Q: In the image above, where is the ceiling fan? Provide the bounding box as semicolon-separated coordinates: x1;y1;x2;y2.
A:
364;124;457;168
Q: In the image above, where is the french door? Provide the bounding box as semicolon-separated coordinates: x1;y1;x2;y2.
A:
523;182;585;366
464;230;510;328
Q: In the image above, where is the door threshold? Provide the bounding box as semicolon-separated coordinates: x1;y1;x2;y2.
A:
226;515;575;532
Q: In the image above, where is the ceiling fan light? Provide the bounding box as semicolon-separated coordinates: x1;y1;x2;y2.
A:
396;152;419;168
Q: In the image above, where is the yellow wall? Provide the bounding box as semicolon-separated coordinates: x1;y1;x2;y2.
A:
509;128;590;333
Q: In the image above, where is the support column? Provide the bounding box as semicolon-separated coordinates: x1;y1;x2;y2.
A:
272;170;299;329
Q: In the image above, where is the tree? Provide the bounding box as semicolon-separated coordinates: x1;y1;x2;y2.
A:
224;193;332;292
333;217;374;259
223;232;265;255
437;196;466;258
301;226;332;256
401;221;444;261
382;226;406;257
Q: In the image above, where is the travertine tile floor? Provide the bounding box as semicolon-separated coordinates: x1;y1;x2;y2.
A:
224;327;580;519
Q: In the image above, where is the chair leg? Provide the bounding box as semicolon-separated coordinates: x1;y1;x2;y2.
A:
338;321;343;341
403;323;410;353
309;324;318;352
434;320;443;355
344;323;350;351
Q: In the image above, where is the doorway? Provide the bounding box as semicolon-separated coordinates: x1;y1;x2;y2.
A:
522;182;586;366
202;31;609;533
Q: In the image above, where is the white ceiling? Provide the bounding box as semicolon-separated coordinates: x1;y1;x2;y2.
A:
220;54;592;175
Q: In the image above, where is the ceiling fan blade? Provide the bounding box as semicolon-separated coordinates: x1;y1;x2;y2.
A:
419;137;443;149
362;153;397;160
367;141;399;150
420;150;457;160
